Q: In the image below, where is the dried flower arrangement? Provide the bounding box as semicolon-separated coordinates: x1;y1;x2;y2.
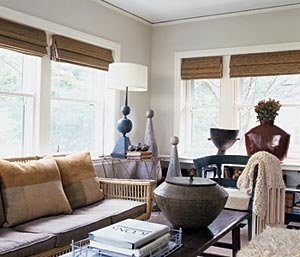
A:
254;98;281;122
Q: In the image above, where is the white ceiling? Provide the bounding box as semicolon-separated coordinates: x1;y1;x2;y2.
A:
97;0;300;24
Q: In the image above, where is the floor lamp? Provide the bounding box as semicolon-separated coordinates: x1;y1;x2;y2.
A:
106;63;148;158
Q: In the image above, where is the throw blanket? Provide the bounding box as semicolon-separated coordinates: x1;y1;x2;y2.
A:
237;151;285;236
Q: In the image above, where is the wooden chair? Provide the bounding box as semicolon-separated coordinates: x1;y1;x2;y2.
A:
193;155;257;240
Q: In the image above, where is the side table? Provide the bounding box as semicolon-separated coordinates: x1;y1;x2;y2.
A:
93;157;162;181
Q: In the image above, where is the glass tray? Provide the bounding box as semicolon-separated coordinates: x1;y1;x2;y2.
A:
70;228;182;257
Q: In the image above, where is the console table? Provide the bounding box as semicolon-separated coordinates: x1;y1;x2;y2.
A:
93;157;162;181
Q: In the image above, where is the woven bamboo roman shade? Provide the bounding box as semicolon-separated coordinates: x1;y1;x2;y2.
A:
181;56;223;80
0;18;47;57
51;35;114;71
230;50;300;77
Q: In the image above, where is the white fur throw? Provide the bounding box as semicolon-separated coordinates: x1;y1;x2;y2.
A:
237;227;300;257
237;151;285;235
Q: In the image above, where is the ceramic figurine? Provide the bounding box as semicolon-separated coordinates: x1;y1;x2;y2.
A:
144;110;158;157
166;136;182;179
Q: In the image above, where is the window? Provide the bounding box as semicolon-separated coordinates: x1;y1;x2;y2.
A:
0;16;118;158
237;75;300;157
180;55;223;155
0;48;40;157
182;79;220;154
179;51;300;160
50;62;106;155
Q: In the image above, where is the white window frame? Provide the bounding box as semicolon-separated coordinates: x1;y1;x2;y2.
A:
0;92;34;156
0;6;121;157
49;62;107;155
181;79;221;154
0;51;41;156
174;42;300;158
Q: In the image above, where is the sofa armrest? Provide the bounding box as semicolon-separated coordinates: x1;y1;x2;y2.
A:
98;178;157;220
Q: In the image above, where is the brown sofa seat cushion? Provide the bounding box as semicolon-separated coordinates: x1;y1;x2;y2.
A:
15;199;146;247
0;228;55;257
75;199;147;223
0;159;72;227
54;152;104;209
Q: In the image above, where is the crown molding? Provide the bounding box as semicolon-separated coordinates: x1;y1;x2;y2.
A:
92;0;152;26
153;3;300;27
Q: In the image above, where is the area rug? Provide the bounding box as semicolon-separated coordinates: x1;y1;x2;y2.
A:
237;227;300;257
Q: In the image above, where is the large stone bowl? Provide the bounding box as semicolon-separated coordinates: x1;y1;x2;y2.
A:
154;177;228;229
210;128;239;155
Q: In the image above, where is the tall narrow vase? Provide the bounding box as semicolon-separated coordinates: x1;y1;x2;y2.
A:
245;120;290;161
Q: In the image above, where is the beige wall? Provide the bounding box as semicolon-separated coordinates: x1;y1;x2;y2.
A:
151;7;300;154
1;1;300;155
0;0;152;146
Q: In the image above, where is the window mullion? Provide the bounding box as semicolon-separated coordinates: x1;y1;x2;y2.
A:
51;97;97;104
187;81;193;154
220;55;235;129
22;96;34;156
182;80;192;154
37;56;51;155
0;91;34;98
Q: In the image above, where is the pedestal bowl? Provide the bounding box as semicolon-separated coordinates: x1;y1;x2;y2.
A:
210;128;239;155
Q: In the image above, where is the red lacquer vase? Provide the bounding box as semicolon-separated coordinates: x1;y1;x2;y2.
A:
245;120;290;161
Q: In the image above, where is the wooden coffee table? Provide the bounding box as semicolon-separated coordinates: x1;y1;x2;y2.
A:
62;209;247;257
149;209;248;257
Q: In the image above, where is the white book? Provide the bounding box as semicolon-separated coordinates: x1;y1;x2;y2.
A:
88;219;170;249
89;233;170;257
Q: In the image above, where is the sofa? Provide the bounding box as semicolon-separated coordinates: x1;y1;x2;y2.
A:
0;152;156;257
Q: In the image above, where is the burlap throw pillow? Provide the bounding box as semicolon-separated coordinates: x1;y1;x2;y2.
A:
0;158;72;227
54;152;104;209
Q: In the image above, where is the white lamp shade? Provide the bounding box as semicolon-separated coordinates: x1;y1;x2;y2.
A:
106;63;148;92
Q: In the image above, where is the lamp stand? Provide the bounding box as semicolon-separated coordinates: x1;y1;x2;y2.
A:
111;136;131;158
111;87;133;158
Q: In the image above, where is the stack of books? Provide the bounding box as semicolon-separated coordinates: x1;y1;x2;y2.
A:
287;221;300;229
88;219;170;257
293;202;300;214
126;151;152;160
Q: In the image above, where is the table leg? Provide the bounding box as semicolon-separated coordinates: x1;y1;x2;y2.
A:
232;225;241;257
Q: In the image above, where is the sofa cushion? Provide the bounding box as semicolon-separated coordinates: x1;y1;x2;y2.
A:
15;199;146;247
15;212;111;247
75;199;147;223
0;228;55;257
54;152;104;209
0;159;72;227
